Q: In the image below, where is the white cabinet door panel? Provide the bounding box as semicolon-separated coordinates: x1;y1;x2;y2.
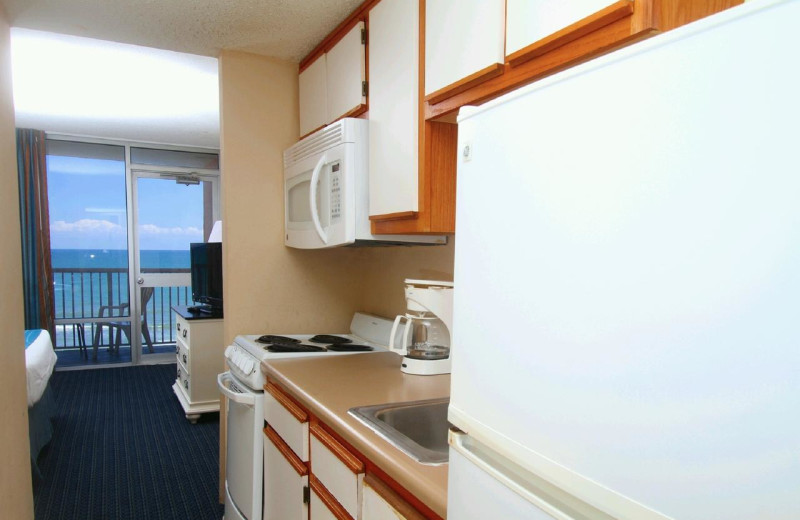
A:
368;0;419;216
425;0;505;96
299;54;328;136
506;0;617;57
326;21;366;122
263;431;308;520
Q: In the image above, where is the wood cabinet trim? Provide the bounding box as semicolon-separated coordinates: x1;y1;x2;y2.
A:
425;62;504;105
507;0;635;67
309;474;354;520
364;472;427;520
368;210;418;222
265;382;309;423
264;426;309;477
310;422;365;474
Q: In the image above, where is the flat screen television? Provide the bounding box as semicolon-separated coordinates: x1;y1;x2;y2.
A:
190;242;223;313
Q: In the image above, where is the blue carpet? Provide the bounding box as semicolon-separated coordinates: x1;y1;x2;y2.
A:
34;364;224;520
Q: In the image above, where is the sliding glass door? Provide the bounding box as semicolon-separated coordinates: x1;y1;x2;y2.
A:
130;147;220;364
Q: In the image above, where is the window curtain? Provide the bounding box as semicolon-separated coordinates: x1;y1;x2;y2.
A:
16;128;55;337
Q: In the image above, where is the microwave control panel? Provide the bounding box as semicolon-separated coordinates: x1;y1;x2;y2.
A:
330;162;342;221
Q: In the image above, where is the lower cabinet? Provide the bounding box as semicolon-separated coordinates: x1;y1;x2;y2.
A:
362;474;426;520
263;380;436;520
264;425;309;520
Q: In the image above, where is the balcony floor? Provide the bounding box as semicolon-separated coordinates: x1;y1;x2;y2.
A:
55;343;176;369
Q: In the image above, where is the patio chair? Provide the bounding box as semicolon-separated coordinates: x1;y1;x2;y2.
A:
92;287;155;359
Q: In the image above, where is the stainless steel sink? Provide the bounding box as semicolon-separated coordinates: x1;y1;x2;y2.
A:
349;398;450;465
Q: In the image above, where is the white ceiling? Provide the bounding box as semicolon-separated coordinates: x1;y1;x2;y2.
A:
3;0;364;148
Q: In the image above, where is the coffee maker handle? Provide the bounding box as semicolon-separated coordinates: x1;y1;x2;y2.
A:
389;315;409;354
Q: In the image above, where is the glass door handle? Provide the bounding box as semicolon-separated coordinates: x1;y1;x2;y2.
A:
137;277;144;285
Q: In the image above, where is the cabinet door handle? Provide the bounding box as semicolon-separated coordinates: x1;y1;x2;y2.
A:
182;329;187;338
183;354;187;364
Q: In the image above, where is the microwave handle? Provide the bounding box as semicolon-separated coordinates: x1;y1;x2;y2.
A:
309;153;328;245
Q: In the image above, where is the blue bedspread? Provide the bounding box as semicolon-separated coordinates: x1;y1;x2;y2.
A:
25;329;44;349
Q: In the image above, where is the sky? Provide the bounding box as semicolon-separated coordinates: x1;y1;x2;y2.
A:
47;154;205;252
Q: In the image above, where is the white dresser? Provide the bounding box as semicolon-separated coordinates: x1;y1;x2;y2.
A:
171;305;224;423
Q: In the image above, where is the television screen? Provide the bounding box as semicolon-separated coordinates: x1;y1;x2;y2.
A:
190;242;223;309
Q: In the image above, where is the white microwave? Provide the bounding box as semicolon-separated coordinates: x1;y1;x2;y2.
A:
283;119;447;249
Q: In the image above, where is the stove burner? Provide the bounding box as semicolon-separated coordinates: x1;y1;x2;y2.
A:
309;334;352;344
266;343;326;353
326;344;374;352
257;335;300;345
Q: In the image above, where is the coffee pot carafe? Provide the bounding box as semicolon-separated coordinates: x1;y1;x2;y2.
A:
390;279;454;375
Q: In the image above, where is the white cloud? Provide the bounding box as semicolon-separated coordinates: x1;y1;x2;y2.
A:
51;219;125;233
139;224;203;236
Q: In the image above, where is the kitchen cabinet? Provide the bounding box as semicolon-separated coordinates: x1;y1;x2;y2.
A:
362;473;426;520
505;0;627;64
171;308;223;423
310;423;364;519
368;0;457;234
367;0;419;219
424;0;505;104
262;379;438;519
424;0;743;120
299;22;366;138
299;55;328;137
326;22;366;124
264;425;309;520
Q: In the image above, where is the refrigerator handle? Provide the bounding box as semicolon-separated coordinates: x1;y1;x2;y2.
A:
449;430;614;520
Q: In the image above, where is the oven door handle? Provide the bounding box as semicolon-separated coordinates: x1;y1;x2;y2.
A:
217;372;256;406
309;153;328;245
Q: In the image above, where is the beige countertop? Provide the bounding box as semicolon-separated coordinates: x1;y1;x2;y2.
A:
262;352;450;519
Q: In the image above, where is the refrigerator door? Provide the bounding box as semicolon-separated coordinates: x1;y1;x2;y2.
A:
448;431;614;520
450;0;800;519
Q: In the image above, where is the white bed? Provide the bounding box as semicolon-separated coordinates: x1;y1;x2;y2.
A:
25;329;57;407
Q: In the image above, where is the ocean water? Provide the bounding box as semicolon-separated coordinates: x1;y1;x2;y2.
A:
51;248;190;269
51;249;194;348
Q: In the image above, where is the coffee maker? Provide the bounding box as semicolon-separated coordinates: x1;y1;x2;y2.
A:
389;279;454;375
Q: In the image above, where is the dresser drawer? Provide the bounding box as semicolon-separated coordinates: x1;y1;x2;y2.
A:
310;423;364;520
264;382;309;461
176;363;191;396
175;315;190;344
176;337;189;367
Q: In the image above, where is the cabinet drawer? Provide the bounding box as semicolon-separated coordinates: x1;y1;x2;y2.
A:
176;316;190;344
310;423;364;519
310;475;353;520
362;473;426;520
264;382;309;461
264;426;308;520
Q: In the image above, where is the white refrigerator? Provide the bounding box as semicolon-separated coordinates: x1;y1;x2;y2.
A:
448;1;800;519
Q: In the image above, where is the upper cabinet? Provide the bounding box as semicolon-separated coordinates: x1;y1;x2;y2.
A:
368;0;420;219
505;0;629;64
299;55;328;137
326;22;367;123
424;0;505;104
424;0;743;120
298;21;366;138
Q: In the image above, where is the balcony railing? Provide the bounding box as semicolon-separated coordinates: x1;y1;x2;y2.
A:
53;267;194;353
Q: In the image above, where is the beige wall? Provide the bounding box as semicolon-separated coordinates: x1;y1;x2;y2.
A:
0;7;35;519
218;50;365;346
357;240;455;319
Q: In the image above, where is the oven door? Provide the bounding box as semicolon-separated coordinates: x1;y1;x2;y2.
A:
284;140;355;249
218;372;263;520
